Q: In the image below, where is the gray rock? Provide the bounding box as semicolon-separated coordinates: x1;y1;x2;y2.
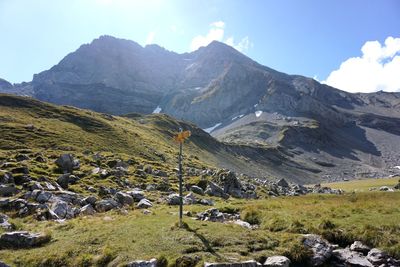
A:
0;260;11;267
277;178;289;188
0;172;14;184
43;182;56;191
204;260;261;267
350;241;371;254
83;195;97;205
221;171;243;198
233;220;252;229
0;214;13;230
15;154;30;162
55;154;80;173
303;234;333;266
197;208;225;222
127;190;145;201
127;258;157;267
153;170;168;177
0;184;18;197
80;204;96;216
183;192;197;205
199;199;214;206
379;186;393;192
137;198;152;209
115;192;134;206
0;231;50;248
264;256;291;267
166;193;181;205
205;181;229;199
190;185;205;195
36;191;53;203
56;173;70;189
50;200;75;219
332;248;373;267
366;248;388;266
95;199;120;212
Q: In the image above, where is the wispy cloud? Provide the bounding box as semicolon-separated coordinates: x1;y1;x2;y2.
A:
323;36;400;93
145;31;155;45
190;21;252;53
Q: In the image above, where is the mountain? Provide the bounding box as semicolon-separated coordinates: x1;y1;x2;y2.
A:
1;35;400;182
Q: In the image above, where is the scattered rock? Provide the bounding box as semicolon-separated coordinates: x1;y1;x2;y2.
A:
350;241;371;255
56;173;70;189
379;186;393;192
197;208;225;222
205;181;229;199
183;192;197;205
15;154;30;162
95;199;120;212
50;200;75;219
80;204;96;216
303;234;333;266
0;231;50;248
220;171;243;198
0;171;14;184
166;193;181;205
0;184;18;197
366;248;388;266
264;256;291;267
0;214;13;230
137;199;152;209
82;196;97;206
190;185;204;195
55;154;80;173
277;178;290;188
127;190;145;201
115;192;134;206
199;199;214;206
127;258;157;267
153;170;168;177
36;191;53;203
332;248;373;267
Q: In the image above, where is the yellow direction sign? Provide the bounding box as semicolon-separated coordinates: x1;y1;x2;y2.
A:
174;130;191;143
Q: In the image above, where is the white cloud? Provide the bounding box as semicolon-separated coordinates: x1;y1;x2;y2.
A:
323;36;400;93
145;31;155;45
190;21;252;53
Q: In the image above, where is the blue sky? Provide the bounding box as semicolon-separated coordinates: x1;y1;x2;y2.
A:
0;0;399;92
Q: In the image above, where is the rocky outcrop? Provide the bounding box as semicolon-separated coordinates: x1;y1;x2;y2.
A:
55;154;80;173
205;182;229;199
0;231;50;248
303;234;333;266
127;259;157;267
264;256;291;267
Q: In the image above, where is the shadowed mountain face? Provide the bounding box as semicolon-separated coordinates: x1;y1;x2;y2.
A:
1;35;400;182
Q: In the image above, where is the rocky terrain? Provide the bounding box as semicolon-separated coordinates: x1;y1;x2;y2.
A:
1;35;400;183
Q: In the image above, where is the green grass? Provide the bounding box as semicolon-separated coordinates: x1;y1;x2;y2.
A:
1;192;399;266
321;177;400;192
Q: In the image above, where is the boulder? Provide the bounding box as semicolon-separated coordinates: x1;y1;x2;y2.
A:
0;231;50;248
190;185;205;195
199;199;214;206
55;154;80;173
197;208;225;222
0;172;14;184
303;234;333;266
205;182;229;199
0;261;10;267
204;260;260;267
221;171;243;198
15;154;30;162
0;184;18;197
153;170;168;177
56;173;70;189
36;191;53;203
366;248;388;266
332;248;373;267
115;192;134;206
127;190;145;201
137;199;152;209
0;214;13;230
80;204;96;216
277;178;289;188
183;192;197;205
166;193;181;205
350;241;371;255
95;199;120;212
50;200;75;219
127;258;157;267
82;195;97;206
264;256;291;267
379;186;392;192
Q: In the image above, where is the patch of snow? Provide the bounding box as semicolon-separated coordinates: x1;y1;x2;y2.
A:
194;87;202;90
255;110;263;117
231;114;245;121
152;106;162;113
203;123;222;133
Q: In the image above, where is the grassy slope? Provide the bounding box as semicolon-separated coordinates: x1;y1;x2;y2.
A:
321;177;399;192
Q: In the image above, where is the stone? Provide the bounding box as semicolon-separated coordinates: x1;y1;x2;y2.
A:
57;173;70;189
50;200;75;219
55;154;80;173
83;196;97;205
29;181;43;190
183;192;197;205
205;181;229;199
153;170;168;177
350;241;371;254
43;182;56;191
142;209;152;215
95;199;120;212
35;155;47;163
0;184;18;197
197;208;225;222
199;199;214;206
0;214;13;230
137;198;152;209
127;258;157;267
15;154;30;162
264;256;291;267
277;178;290;188
332;248;373;267
80;204;96;216
36;191;53;203
115;192;134;206
204;260;260;267
166;193;181;205
379;186;394;192
190;185;205;195
0;172;14;184
0;261;10;267
233;220;252;229
127;190;145;201
303;234;333;266
366;248;388;266
221;171;243;198
143;165;152;174
0;231;50;248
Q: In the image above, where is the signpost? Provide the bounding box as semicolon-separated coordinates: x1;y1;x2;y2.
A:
174;128;191;227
